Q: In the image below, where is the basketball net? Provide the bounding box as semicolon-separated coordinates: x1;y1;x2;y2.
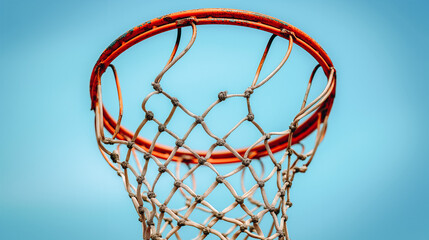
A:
91;9;336;240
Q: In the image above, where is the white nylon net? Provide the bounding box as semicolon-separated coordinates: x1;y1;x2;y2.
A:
94;22;335;240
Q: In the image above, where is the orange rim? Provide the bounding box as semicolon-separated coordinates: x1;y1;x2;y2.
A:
90;8;336;164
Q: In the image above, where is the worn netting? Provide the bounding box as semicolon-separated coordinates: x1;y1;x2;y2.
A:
94;21;335;240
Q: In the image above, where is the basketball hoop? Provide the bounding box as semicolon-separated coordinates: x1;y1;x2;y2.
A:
90;8;336;240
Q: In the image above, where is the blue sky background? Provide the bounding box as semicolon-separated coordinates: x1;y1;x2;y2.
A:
0;0;428;239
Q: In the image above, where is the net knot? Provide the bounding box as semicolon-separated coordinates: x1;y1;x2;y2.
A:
127;141;134;149
145;111;154;120
279;189;286;197
251;215;259;223
158;166;167;173
294;166;308;173
218;91;228;101
286;201;293;207
195;195;204;203
216;139;226;146
177;219;186;227
265;133;271;140
110;151;119;163
138;206;144;214
202;227;210;235
275;163;281;171
277;231;285;238
240;224;247;232
159;204;167;213
175;139;184;147
150;234;161;240
242;158;251;167
171;97;179;106
289;122;297;132
151;82;163;93
147;191;156;199
244;87;254;98
144;153;151;160
158;124;166;132
104;138;114;145
247;113;255;121
268;206;276;213
197;157;207;165
174;180;182;188
121;161;128;169
136;176;145;184
236;197;244;204
147;219;155;226
215;212;224;219
257;180;265;188
216;176;224;183
195;116;204;124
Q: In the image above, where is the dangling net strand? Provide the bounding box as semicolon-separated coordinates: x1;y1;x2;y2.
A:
94;21;335;240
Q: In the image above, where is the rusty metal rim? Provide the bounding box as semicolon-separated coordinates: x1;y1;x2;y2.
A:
90;8;336;164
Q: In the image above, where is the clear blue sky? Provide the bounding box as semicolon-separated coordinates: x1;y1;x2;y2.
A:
1;0;428;239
